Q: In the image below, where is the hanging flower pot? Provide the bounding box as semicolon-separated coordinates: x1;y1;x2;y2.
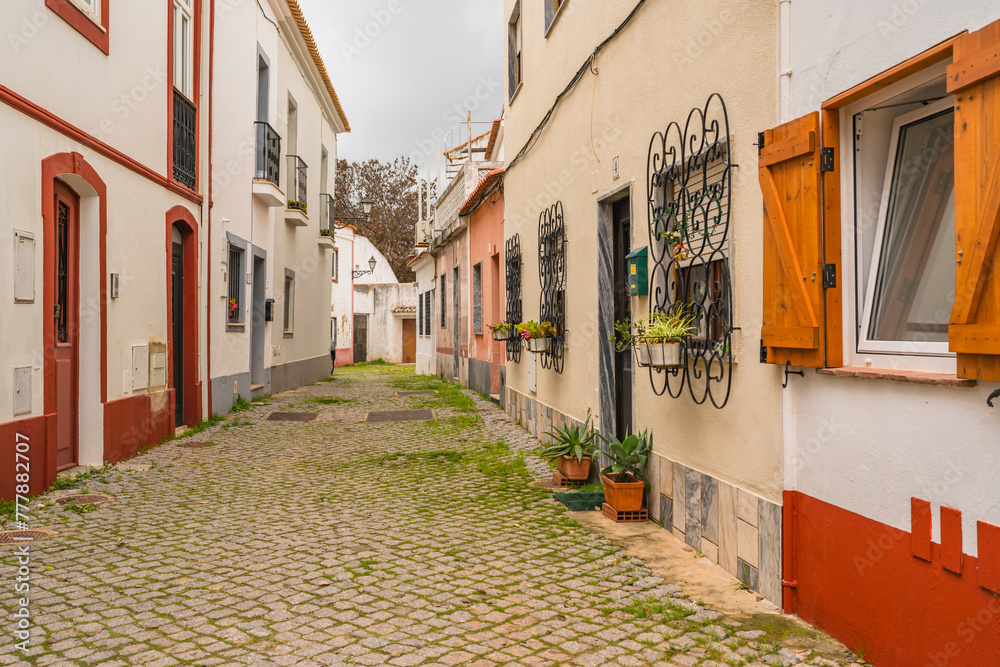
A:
648;341;682;368
491;327;512;342
526;337;551;353
634;342;651;368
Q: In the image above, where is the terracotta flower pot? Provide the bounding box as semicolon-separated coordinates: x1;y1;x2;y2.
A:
556;455;591;480
601;473;645;512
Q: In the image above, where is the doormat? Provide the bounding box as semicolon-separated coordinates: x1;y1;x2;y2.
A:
265;412;318;422
397;391;437;396
365;410;434;422
553;492;605;511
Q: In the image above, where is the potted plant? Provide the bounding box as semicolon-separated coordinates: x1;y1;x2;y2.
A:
644;307;697;369
541;416;596;481
489;322;514;341
320;228;334;238
516;320;556;353
611;317;651;368
599;429;652;512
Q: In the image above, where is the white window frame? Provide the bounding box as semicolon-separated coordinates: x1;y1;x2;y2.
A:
857;96;955;358
332;248;339;282
840;61;956;374
173;0;195;100
69;0;101;24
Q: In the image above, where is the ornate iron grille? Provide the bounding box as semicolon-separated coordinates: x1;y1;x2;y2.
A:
172;90;197;190
287;155;307;210
505;234;522;364
56;201;69;343
254;121;281;184
646;93;734;408
538;202;566;373
228;245;243;324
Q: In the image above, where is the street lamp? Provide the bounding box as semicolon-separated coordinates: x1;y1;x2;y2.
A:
353;255;377;279
334;194;374;227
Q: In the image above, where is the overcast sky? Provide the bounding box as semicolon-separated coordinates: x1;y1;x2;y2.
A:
297;0;504;168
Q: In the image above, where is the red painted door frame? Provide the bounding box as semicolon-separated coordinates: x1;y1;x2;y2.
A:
166;206;200;427
52;179;80;469
41;153;108;470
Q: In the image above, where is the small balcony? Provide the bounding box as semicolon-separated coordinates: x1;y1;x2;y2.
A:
320;193;336;232
284;155;308;226
253;121;284;207
172;90;196;190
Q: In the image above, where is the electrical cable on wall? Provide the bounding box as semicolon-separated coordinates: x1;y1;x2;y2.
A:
505;0;648;175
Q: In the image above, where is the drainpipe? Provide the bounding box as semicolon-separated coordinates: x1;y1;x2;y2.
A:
779;0;792;123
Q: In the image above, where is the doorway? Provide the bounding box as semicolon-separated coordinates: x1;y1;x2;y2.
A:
453;267;460;379
354;314;368;362
402;319;416;363
251;254;266;388
171;227;184;427
612;198;634;440
53;179;80;469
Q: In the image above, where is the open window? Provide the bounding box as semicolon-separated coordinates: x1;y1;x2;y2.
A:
858;98;954;356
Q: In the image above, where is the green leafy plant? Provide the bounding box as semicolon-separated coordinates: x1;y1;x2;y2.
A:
611;317;648;352
489;322;512;334
288;200;307;214
320;228;334;237
515;320;556;340
599;429;652;484
542;416;597;463
644;307;697;344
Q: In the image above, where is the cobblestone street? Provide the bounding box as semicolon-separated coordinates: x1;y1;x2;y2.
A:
2;365;865;667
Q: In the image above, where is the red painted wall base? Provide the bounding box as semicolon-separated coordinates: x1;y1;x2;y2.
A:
786;491;1000;667
0;415;57;500
103;390;175;465
334;348;353;368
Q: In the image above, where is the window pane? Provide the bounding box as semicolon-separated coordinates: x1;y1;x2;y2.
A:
869;110;955;343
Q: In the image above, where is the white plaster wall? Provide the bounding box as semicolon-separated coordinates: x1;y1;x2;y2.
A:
412;252;437;376
786;1;999;120
1;0;172;170
352;236;399;285
331;229;355;354
366;284;417;364
786;2;1000;556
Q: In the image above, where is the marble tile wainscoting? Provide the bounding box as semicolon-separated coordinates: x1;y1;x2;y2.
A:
646;452;783;605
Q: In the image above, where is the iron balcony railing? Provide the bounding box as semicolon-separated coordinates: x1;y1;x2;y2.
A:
287;155;307;211
254;121;281;184
321;193;335;231
172;90;197;190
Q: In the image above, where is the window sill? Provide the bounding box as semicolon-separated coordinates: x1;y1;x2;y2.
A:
226;322;245;333
283;331;294;338
816;366;975;388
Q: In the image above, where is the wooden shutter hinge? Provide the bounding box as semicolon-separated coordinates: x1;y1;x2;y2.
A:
822;263;837;289
820;147;835;172
757;132;765;155
760;339;768;364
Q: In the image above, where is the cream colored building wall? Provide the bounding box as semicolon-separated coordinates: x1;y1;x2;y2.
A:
502;0;782;503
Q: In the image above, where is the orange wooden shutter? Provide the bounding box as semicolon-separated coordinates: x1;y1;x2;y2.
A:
948;19;1000;381
758;112;825;367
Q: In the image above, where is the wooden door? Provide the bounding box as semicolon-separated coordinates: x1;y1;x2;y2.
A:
353;314;367;363
612;198;633;440
402;319;416;363
172;240;184;427
53;180;79;469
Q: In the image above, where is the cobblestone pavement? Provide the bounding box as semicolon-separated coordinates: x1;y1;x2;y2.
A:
1;364;865;667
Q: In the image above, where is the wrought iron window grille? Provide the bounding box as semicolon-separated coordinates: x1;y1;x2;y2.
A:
538;201;566;373
646;93;734;408
172;90;197;190
505;234;523;364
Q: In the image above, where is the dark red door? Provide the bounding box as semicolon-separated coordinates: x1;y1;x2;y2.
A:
53;180;80;470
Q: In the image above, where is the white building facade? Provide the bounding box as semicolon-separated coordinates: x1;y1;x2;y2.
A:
210;0;348;413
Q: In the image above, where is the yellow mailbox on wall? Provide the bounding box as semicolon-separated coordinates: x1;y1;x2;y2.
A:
626;247;648;296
